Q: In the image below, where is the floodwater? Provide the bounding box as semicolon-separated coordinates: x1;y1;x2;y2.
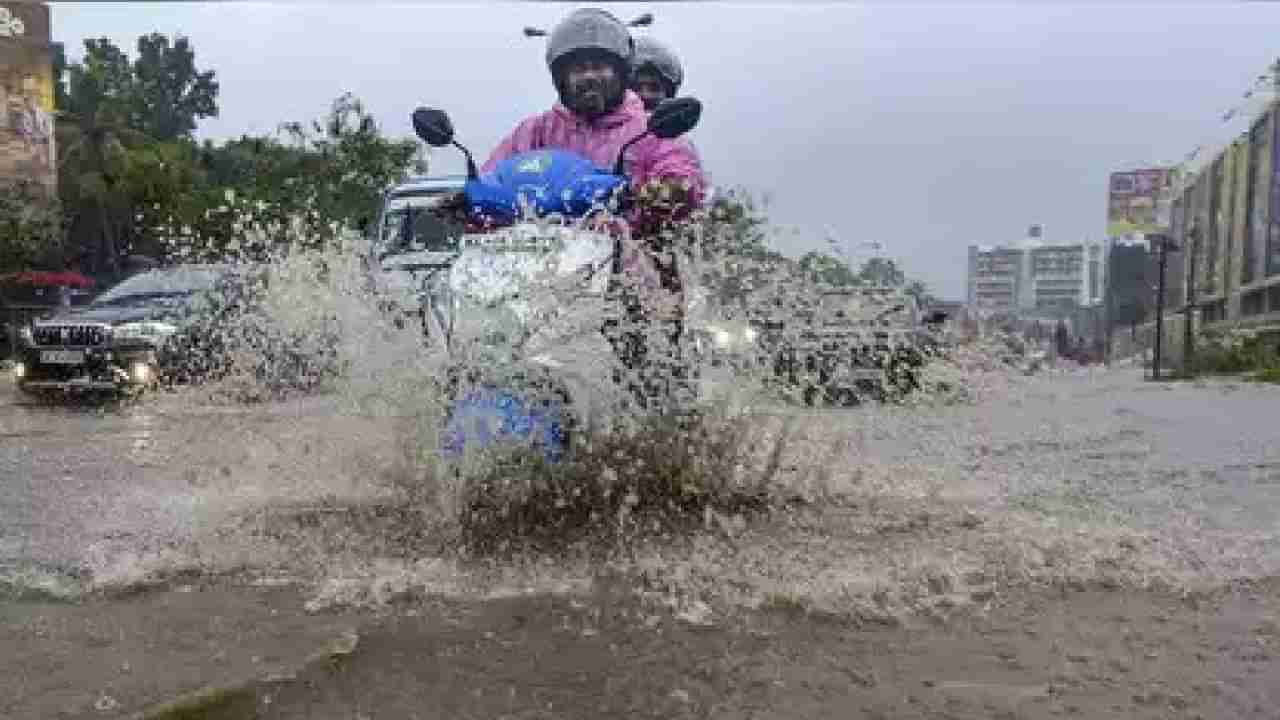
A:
3;365;1279;603
4;365;1280;718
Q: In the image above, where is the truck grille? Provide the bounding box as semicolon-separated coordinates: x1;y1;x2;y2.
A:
34;324;109;347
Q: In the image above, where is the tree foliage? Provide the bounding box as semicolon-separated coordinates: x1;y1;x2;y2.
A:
7;33;419;277
129;33;219;141
0;181;66;272
692;188;795;309
153;93;417;262
798;251;859;287
51;35;215;276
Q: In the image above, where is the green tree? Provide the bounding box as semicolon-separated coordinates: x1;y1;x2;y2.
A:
692;188;795;309
280;92;417;233
54;34;220;273
159;93;417;262
56;38;147;277
120;139;206;259
798;251;859;287
128;33;219;141
0;181;66;273
903;279;934;307
855;257;905;287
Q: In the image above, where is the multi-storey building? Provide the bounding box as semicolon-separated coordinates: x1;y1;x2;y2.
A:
967;226;1106;319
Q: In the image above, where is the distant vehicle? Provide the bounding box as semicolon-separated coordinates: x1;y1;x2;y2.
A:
368;174;468;335
12;264;340;397
766;285;933;406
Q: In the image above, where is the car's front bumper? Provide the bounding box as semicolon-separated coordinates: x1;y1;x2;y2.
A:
18;377;132;393
13;346;160;394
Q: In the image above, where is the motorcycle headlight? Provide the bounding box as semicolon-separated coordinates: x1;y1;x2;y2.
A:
112;321;179;343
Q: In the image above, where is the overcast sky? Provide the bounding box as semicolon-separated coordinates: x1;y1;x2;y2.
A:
50;1;1280;299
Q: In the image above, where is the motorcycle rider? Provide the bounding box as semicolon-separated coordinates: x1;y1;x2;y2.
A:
481;8;705;203
628;34;713;205
481;7;708;409
629;36;683;112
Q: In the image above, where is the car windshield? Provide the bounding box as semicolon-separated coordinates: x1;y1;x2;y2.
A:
377;192;464;257
91;267;227;306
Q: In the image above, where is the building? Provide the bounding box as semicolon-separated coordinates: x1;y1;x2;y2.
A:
1171;97;1280;332
966;226;1107;321
1029;243;1088;311
966;244;1023;312
0;1;56;193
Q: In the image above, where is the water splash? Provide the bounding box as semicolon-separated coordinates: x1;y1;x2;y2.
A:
10;208;1279;626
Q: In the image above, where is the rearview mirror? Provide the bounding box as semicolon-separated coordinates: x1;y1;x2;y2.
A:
412;107;455;147
649;97;701;139
411;106;479;179
612;96;705;175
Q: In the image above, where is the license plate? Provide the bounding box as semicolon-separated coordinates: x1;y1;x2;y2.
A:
40;350;85;365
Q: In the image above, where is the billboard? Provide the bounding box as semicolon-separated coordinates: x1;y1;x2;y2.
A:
1107;167;1177;237
0;2;55;192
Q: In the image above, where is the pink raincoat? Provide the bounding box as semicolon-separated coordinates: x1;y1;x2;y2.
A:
483;90;705;331
481;90;707;206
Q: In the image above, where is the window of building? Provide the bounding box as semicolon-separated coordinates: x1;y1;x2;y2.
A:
1205;157;1223;295
1243;116;1266;285
1243;288;1266;316
1268;111;1280;277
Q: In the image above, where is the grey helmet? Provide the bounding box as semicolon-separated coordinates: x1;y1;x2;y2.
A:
544;8;635;82
631;36;683;94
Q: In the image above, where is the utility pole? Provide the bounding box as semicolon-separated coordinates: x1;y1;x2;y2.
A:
1104;238;1114;365
1182;222;1199;377
1151;233;1180;381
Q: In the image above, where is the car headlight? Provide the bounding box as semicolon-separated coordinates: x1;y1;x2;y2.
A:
17;325;33;345
706;324;758;351
112;321;179;342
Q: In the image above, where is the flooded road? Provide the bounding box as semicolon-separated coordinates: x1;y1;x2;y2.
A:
4;365;1280;719
0;380;409;594
4;365;1279;602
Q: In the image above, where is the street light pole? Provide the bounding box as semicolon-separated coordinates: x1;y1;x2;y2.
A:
1104;239;1115;365
1151;233;1180;381
1182;223;1199;377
